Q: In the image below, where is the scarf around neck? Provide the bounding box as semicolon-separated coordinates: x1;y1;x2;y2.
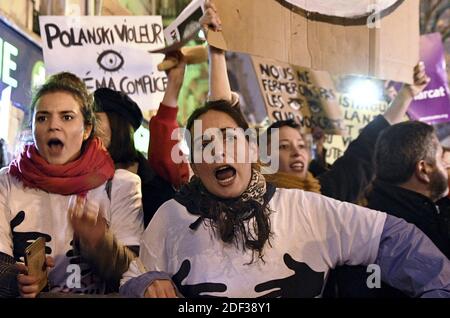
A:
175;168;275;261
175;168;275;218
263;170;321;193
9;137;115;195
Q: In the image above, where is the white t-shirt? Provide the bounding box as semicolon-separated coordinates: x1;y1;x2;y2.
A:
0;168;143;294
123;188;386;297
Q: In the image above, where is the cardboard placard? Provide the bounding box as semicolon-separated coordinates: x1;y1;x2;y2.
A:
324;94;389;163
282;0;400;18
227;52;345;134
208;0;419;84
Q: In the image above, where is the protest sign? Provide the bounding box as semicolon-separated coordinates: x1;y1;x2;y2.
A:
282;0;400;18
208;0;419;84
226;52;345;134
40;16;166;120
407;33;450;125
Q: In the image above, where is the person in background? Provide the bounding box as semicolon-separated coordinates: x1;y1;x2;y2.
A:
440;144;450;199
308;127;331;178
0;72;142;297
0;139;7;169
94;88;175;227
436;144;450;255
148;52;190;189
333;121;450;297
93;48;191;227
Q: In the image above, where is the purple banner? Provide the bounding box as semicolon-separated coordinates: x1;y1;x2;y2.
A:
407;33;450;125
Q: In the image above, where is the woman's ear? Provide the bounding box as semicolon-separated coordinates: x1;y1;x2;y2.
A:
83;124;93;141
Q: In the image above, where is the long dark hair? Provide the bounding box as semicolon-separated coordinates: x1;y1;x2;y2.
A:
179;100;273;264
104;111;140;167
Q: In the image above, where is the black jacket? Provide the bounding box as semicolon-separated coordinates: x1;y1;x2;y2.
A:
369;181;450;257
136;153;176;228
318;115;390;203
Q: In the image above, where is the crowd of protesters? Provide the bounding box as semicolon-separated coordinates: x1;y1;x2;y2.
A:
1;0;450;298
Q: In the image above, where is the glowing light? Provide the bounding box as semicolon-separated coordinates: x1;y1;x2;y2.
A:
348;79;382;107
31;61;46;89
134;126;149;155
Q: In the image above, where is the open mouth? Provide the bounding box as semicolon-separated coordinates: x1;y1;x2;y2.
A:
290;161;304;172
47;138;64;153
214;165;237;185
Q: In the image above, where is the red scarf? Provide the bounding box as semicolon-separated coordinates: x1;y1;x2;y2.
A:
9;137;115;195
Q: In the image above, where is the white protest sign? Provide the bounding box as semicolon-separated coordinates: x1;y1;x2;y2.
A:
163;0;204;46
40;16;166;119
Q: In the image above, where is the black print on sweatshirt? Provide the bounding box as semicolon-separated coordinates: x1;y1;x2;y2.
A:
10;211;52;262
172;259;227;298
255;253;325;298
66;240;92;277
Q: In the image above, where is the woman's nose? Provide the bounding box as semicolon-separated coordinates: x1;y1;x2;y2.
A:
48;117;61;130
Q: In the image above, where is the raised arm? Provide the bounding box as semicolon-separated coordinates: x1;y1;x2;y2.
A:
148;53;190;187
383;62;430;125
201;1;233;103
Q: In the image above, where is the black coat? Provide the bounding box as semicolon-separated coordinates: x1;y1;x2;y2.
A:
136;153;176;228
318;115;389;203
369;181;450;257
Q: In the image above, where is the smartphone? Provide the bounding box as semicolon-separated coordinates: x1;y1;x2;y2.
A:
24;237;48;293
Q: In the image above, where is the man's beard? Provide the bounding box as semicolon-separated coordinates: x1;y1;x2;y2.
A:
429;168;449;202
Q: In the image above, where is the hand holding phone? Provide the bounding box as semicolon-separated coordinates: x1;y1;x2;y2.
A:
24;237;48;293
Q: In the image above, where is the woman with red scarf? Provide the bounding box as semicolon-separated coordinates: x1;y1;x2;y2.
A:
0;72;143;298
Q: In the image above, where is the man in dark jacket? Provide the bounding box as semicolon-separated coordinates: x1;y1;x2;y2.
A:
335;121;450;297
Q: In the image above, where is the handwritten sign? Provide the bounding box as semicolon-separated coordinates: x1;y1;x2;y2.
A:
324;94;389;163
39;16;166;120
251;55;345;134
